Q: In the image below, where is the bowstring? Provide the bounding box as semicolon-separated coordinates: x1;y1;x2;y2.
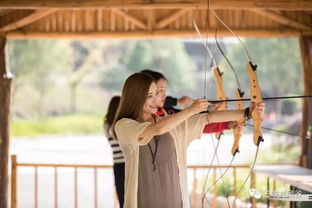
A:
208;0;263;206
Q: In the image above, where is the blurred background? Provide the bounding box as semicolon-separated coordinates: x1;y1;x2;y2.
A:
9;37;303;207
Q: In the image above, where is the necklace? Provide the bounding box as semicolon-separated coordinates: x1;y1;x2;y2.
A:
148;136;158;172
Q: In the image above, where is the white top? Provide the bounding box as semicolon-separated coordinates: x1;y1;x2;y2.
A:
115;114;208;208
104;124;125;164
107;137;125;164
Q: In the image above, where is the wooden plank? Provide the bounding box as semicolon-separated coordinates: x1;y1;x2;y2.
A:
110;10;115;31
0;36;12;208
0;9;13;16
70;10;76;32
7;28;312;39
156;9;189;29
64;12;70;32
254;165;312;192
187;10;193;29
9;162;252;168
97;9;102;31
114;9;147;30
251;10;312;31
0;10;56;32
147;9;155;32
0;0;312;10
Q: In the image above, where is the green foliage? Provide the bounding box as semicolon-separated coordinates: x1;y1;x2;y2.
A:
258;144;300;164
126;40;154;71
220;38;303;105
9;38;304;138
216;176;233;197
126;39;195;92
11;115;103;137
100;66;131;92
9;40;71;83
101;39;197;93
9;40;72;117
202;169;289;207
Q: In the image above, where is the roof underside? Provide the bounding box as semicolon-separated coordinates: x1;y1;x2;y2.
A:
0;0;312;39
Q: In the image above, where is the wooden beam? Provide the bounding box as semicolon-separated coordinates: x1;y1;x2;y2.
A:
251;10;312;31
0;10;56;32
6;29;312;39
0;36;12;208
113;9;147;30
156;9;189;29
0;0;311;10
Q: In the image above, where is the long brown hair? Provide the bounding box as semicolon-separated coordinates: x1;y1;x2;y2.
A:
104;96;121;135
113;73;155;138
140;69;167;82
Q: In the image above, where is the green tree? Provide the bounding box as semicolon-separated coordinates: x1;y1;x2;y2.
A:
8;40;71;118
68;41;103;113
219;38;303;114
126;39;196;93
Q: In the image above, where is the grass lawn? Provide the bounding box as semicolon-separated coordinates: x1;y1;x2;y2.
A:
11;114;103;137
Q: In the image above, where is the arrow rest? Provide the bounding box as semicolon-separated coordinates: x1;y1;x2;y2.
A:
256;136;264;146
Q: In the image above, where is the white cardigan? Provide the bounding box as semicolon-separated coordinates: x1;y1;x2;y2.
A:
115;114;208;208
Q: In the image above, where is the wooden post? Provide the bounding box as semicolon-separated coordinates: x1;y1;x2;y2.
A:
250;172;256;208
299;36;312;169
213;169;217;208
192;169;198;208
232;168;237;197
0;35;12;208
266;178;270;208
272;180;277;208
11;155;17;208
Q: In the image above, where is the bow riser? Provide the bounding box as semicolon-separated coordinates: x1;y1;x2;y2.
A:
246;62;264;146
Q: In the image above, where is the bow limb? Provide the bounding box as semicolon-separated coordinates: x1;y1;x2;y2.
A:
214;29;246;155
213;67;227;108
192;20;217;69
246;62;264;146
231;89;245;156
212;67;227;139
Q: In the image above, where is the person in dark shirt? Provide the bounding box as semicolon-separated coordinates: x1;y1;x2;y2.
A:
104;96;124;208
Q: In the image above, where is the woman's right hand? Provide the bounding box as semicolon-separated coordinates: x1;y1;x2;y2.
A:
177;96;192;107
187;98;209;115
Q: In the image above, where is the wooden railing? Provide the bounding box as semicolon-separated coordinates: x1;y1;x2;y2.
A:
11;155;289;208
10;155;119;208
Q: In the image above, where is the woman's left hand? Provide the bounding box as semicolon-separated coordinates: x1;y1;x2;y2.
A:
249;102;265;118
229;121;245;130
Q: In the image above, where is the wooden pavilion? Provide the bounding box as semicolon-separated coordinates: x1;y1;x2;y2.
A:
0;1;312;207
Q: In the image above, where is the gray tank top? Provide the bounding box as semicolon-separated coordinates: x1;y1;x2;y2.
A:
138;130;182;208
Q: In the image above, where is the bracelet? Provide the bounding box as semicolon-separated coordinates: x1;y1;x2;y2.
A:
244;107;251;120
